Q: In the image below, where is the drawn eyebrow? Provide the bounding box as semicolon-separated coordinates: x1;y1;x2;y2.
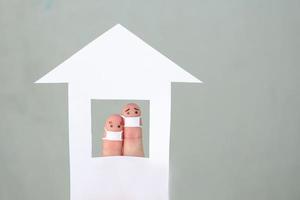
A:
134;108;140;111
125;108;130;112
108;121;112;124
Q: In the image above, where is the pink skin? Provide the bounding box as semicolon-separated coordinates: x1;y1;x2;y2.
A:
101;114;123;157
122;103;142;117
121;103;144;157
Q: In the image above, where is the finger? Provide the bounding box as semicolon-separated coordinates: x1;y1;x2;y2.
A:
121;103;144;157
101;114;124;157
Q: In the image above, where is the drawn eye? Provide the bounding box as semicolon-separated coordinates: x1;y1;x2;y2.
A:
135;111;138;114
127;112;130;115
110;125;113;128
117;125;120;128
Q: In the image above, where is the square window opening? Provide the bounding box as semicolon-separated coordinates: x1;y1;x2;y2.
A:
91;100;149;158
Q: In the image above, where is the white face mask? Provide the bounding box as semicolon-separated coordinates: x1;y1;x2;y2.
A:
121;115;141;127
103;129;123;141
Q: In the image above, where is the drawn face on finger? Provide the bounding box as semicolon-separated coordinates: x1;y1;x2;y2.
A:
121;103;141;117
105;115;124;131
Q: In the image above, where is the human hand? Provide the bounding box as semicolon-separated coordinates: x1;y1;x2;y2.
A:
101;103;144;157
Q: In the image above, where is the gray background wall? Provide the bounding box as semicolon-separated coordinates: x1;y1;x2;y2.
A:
1;0;300;199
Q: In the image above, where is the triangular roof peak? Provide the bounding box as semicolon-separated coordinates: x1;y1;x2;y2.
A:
36;24;202;84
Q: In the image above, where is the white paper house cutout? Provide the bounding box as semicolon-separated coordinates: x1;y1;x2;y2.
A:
36;24;201;200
